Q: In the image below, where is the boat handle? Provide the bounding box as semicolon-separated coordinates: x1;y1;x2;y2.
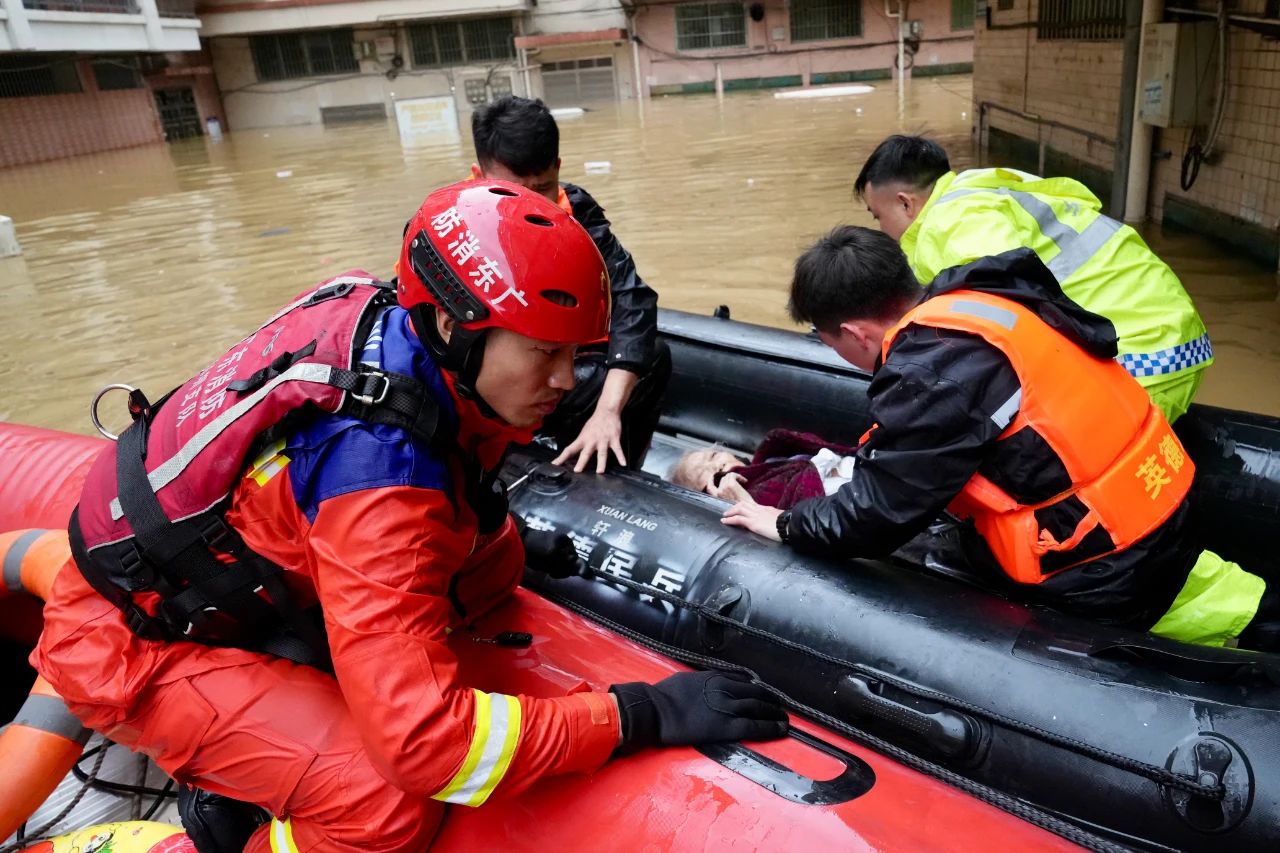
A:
695;727;875;805
839;674;979;760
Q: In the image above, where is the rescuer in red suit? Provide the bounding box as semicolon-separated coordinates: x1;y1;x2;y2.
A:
34;181;787;853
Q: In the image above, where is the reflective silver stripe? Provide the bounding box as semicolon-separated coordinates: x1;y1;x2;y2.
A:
445;693;517;806
269;817;299;853
109;362;336;521
13;693;90;744
1046;214;1121;282
991;389;1022;430
3;529;47;592
935;187;1121;282
949;299;1018;330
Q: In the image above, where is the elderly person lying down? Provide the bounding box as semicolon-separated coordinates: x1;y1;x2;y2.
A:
669;430;857;509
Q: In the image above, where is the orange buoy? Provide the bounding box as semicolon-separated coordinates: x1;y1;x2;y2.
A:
0;529;89;844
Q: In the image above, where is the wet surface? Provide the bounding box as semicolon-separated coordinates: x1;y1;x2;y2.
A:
0;75;1275;436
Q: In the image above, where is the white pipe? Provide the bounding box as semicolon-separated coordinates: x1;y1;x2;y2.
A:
1123;0;1162;223
885;0;906;120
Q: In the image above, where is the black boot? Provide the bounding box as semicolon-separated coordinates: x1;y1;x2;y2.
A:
178;786;270;853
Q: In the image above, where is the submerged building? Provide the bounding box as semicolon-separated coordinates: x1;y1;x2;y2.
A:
0;0;221;167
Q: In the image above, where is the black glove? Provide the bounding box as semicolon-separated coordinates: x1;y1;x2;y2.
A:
609;671;789;750
513;514;584;579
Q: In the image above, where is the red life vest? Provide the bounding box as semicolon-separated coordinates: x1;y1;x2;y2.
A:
879;289;1194;585
70;273;450;658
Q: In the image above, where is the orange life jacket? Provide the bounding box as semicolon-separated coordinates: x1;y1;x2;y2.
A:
879;290;1194;585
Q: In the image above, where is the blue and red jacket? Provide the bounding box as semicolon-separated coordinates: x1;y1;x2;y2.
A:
63;279;620;808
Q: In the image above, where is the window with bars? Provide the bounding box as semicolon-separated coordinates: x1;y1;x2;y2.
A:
92;57;143;90
251;29;357;81
952;0;975;31
675;2;746;50
408;18;515;67
1037;0;1125;41
790;0;861;42
0;54;83;98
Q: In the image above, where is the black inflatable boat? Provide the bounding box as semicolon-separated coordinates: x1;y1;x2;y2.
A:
504;308;1280;852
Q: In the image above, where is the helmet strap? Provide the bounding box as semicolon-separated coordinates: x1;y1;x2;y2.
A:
408;305;500;420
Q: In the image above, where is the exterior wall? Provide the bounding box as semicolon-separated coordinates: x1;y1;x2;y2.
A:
632;0;974;95
972;0;1121;203
210;26;530;130
971;0;1280;265
145;48;227;135
198;0;528;37
530;0;625;36
0;62;163;167
526;39;638;102
1149;18;1280;261
1;0;200;53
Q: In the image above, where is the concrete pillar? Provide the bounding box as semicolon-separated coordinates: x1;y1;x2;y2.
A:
1;0;35;50
0;216;21;259
136;0;166;51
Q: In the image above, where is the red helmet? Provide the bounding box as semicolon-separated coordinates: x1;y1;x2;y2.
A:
398;180;610;345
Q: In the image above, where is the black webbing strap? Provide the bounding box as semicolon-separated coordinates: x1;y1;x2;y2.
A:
328;366;456;456
114;420;303;645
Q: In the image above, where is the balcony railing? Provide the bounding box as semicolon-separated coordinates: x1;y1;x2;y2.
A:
22;0;141;13
156;0;196;18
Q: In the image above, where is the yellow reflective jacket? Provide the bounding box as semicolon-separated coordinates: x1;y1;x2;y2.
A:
900;169;1212;394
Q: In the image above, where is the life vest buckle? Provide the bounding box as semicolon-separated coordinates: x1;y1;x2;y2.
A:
350;372;391;406
119;543;157;587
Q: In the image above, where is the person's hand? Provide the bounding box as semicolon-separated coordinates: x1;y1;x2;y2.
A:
609;671;788;750
721;493;784;541
553;406;625;473
710;471;751;503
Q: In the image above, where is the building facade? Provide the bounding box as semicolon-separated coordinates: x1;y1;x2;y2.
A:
0;0;211;167
973;0;1280;267
630;0;976;96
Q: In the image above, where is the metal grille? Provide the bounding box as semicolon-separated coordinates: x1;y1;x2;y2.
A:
1037;0;1125;41
21;0;138;10
675;2;746;50
92;57;142;90
789;0;861;42
541;57;615;107
155;86;202;139
251;29;357;81
409;18;514;67
0;53;83;99
155;0;195;17
952;0;975;31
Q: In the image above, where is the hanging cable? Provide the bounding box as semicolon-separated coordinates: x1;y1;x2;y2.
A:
1181;0;1231;190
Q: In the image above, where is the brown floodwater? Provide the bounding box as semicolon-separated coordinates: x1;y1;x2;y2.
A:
0;75;1276;438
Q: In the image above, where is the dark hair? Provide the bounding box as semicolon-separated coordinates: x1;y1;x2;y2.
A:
853;135;950;198
788;226;920;332
471;95;559;176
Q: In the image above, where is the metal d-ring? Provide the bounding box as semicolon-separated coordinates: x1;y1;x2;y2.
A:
89;383;139;441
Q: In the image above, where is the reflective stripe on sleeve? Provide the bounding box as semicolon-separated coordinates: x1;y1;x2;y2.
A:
269;817;300;853
935;186;1122;283
432;689;523;808
1117;333;1214;378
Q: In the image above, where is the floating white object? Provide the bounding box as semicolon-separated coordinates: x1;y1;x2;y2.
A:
551;107;585;120
0;215;20;258
276;170;293;178
584;161;612;175
774;84;874;100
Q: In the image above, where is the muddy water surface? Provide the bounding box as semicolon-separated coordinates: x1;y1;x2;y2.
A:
0;76;1275;436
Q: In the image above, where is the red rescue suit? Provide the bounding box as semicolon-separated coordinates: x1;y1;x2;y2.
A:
34;284;620;852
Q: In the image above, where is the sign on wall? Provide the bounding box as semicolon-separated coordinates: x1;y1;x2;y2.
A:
393;96;459;147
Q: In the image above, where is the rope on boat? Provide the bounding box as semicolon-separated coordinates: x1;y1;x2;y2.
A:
544;587;1181;853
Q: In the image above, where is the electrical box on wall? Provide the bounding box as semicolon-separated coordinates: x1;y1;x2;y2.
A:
1138;21;1218;128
